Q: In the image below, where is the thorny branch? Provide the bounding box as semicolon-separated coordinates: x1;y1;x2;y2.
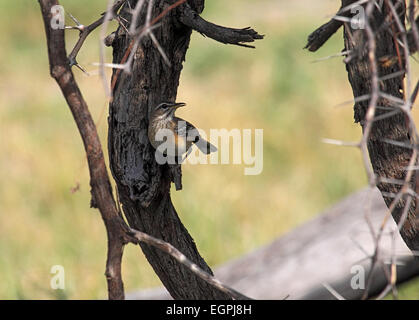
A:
107;0;189;93
39;0;129;299
128;228;251;300
308;0;419;300
307;0;419;54
104;0;263;95
39;0;252;300
67;0;126;68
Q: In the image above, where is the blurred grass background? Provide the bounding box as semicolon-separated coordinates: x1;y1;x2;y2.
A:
0;0;418;299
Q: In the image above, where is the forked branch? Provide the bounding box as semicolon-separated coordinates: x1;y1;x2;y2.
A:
68;0;126;67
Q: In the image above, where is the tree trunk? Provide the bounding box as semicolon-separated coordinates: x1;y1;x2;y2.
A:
107;0;263;299
343;1;419;251
107;0;230;300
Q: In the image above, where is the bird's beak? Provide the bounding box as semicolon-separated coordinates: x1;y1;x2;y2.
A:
173;102;186;109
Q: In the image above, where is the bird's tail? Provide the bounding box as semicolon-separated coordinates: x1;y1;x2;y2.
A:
196;138;217;154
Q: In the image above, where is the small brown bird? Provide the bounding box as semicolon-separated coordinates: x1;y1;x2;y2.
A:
148;102;217;162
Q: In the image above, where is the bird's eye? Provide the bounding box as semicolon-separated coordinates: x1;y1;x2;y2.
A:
161;104;169;109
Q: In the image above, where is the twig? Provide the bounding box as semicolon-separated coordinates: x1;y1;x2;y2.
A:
305;0;365;52
408;0;419;53
110;0;188;91
68;0;126;67
322;283;346;300
128;228;252;300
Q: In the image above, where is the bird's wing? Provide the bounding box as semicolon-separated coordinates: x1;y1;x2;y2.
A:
174;118;200;142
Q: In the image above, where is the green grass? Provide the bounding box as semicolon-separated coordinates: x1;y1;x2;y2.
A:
0;0;418;299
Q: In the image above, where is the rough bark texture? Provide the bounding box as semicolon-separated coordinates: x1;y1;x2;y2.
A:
343;1;419;251
108;0;230;299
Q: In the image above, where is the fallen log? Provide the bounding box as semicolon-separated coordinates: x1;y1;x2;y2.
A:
127;188;419;300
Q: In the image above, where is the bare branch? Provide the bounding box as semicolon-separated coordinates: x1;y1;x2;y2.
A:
68;0;126;67
38;0;127;300
305;0;364;52
128;228;252;300
179;3;263;48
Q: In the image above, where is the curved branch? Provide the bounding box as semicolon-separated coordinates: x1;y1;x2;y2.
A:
38;0;128;300
179;3;263;48
128;228;251;300
67;0;126;67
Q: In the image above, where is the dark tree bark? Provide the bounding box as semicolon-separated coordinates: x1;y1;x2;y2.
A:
306;1;419;252
107;0;262;299
342;1;419;251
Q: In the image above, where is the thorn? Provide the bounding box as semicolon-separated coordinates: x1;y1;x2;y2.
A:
321;138;360;147
116;16;130;34
322;283;345;300
75;63;90;76
119;15;130;24
67;12;82;26
65;25;83;31
410;80;419;105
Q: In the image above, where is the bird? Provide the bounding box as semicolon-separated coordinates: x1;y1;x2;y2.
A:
148;102;217;163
